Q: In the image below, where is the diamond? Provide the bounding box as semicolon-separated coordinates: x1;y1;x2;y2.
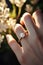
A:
20;33;25;38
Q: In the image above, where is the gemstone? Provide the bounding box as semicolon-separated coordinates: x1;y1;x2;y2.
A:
20;33;25;38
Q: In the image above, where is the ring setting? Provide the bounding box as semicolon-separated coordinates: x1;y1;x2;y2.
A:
19;30;28;41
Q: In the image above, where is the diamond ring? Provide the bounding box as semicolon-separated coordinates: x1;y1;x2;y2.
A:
19;30;28;41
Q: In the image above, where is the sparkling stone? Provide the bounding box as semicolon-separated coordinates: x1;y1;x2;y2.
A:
20;33;25;38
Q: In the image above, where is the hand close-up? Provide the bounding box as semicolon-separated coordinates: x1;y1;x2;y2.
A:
6;10;43;65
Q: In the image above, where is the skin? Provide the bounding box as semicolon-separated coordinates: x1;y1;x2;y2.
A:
6;10;43;65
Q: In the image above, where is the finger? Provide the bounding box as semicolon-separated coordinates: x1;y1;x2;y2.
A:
20;12;43;61
12;24;42;64
32;10;43;45
6;34;22;62
13;24;30;50
20;12;42;50
13;23;35;54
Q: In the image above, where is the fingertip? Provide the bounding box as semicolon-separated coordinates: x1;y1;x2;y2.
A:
20;12;31;25
32;9;41;18
32;10;41;28
6;34;14;43
14;24;21;31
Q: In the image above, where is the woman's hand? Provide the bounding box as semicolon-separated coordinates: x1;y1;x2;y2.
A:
6;10;43;65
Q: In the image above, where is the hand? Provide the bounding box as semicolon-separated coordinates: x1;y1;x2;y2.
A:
6;10;43;65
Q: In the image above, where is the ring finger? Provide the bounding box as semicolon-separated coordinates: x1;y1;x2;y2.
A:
20;12;43;61
12;23;41;63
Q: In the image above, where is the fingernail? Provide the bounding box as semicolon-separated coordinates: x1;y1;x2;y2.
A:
6;34;13;43
20;12;30;24
22;12;31;21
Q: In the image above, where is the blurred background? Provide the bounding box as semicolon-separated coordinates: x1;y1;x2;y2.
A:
0;0;43;65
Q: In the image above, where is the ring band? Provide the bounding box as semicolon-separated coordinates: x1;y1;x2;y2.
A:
19;30;28;42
